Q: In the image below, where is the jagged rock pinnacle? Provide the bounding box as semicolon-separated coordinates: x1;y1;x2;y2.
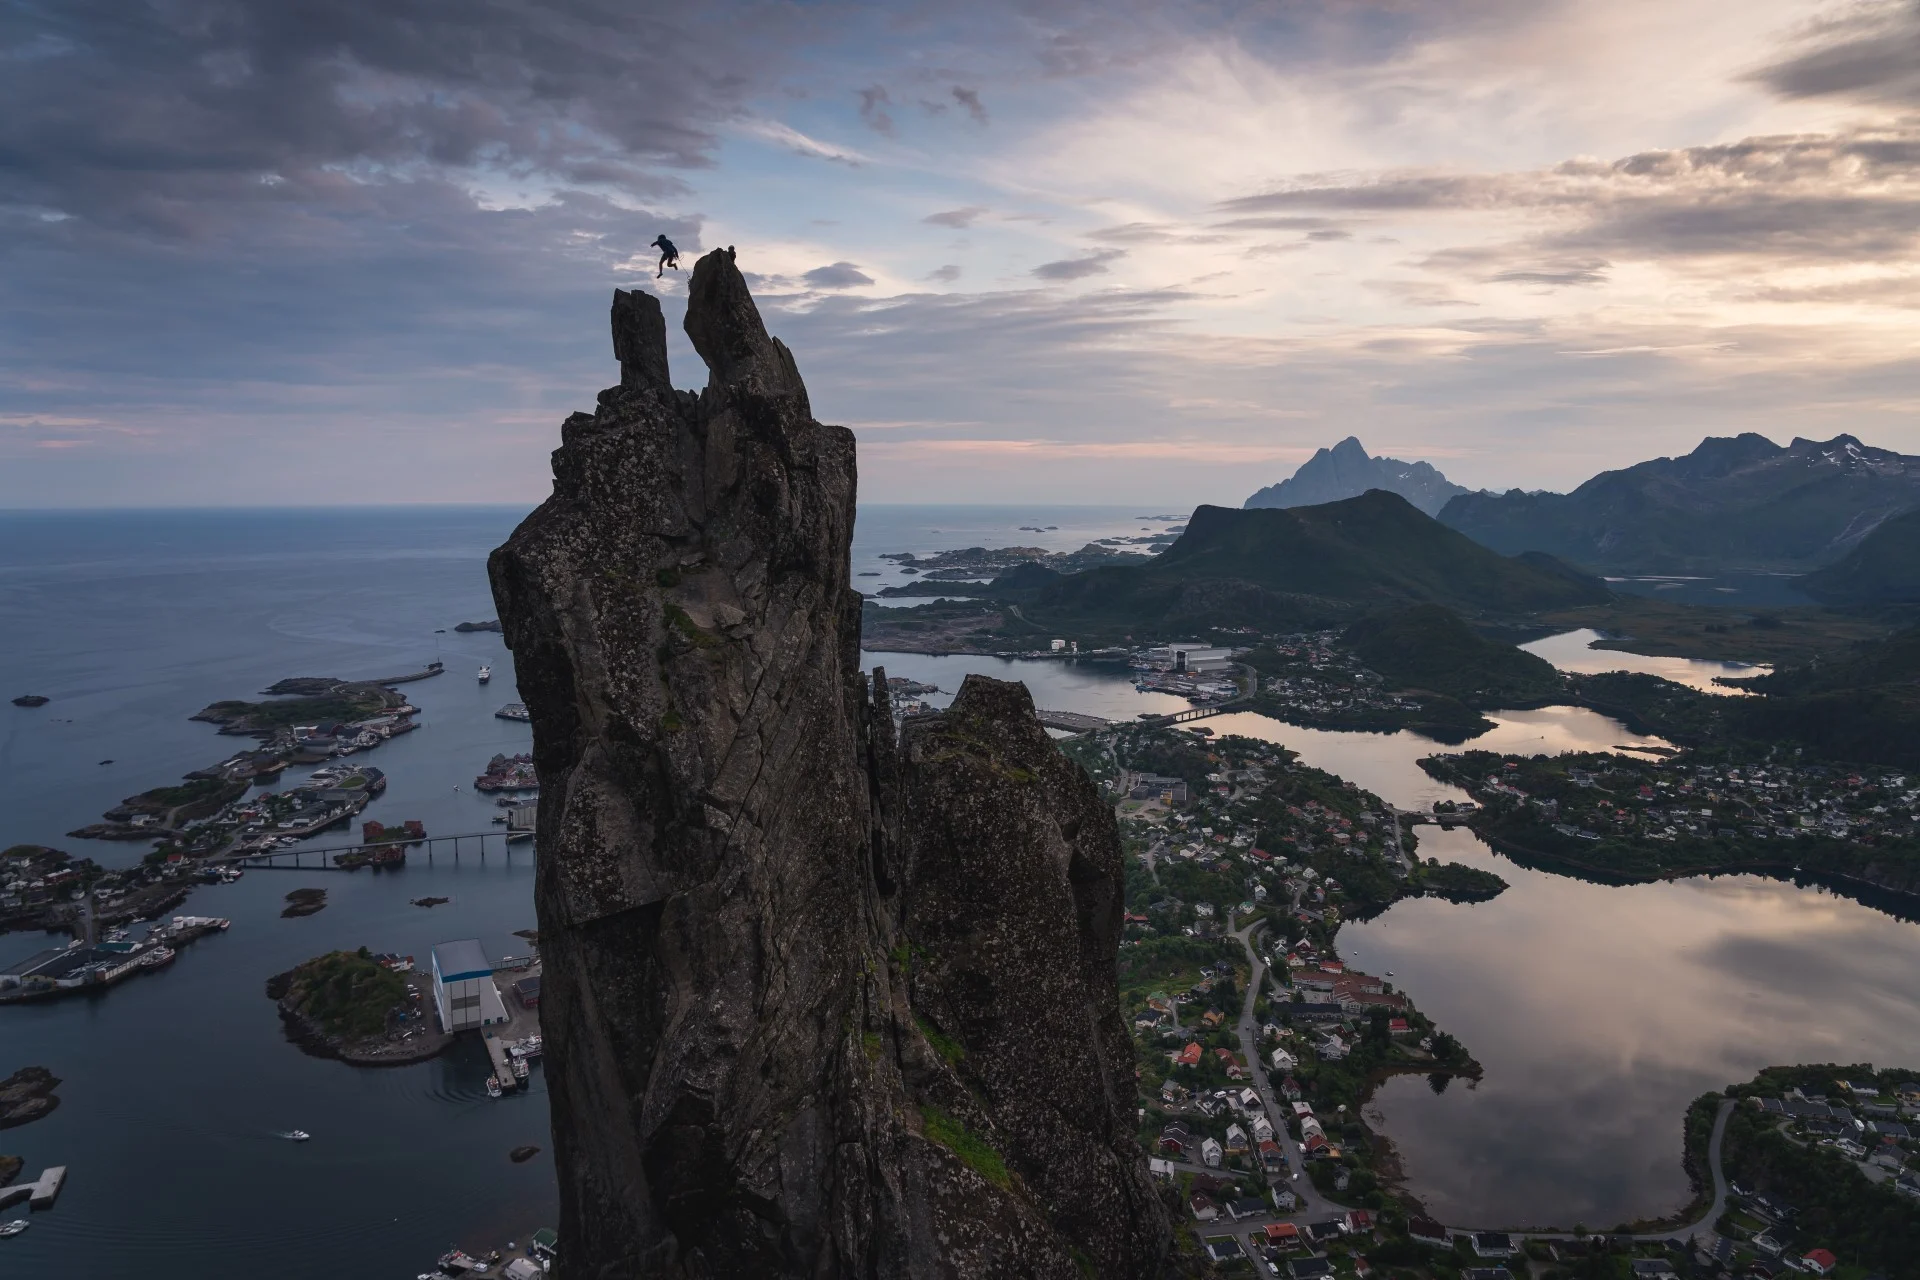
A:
490;251;1169;1278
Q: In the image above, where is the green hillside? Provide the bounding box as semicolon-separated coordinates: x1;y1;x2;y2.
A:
1023;491;1608;636
1560;625;1920;768
1799;507;1920;605
1342;604;1566;706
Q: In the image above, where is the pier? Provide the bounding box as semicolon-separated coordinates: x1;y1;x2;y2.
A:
0;1166;66;1211
234;830;528;871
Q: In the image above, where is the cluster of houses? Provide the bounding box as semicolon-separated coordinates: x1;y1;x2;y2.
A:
0;846;100;927
1196;1209;1376;1274
1252;631;1423;723
1430;751;1919;848
229;765;388;851
1156;1087;1290;1178
1749;1079;1920;1195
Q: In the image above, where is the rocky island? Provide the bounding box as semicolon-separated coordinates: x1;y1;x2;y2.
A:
0;1066;60;1130
488;252;1170;1276
266;948;446;1065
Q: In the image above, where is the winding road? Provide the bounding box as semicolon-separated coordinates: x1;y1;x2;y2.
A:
1207;911;1737;1245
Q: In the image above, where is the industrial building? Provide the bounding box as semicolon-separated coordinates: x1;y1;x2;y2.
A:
431;939;509;1032
1144;643;1235;673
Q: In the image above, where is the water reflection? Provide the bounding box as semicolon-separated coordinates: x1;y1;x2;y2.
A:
859;650;1192;722
1345;829;1920;1228
1524;628;1769;695
1197;707;1672;811
819;655;1918;1231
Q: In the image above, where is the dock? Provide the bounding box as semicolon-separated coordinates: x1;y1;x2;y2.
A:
0;1166;67;1211
483;1032;517;1088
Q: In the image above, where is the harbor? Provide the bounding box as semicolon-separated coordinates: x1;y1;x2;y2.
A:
0;915;231;1004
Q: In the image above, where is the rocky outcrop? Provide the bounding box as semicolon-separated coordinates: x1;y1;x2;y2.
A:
490;250;1168;1278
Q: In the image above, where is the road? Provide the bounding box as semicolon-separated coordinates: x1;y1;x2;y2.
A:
1229;914;1338;1221
1201;912;1737;1246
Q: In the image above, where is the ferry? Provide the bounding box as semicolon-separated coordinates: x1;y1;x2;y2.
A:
478;665;492;684
486;1075;503;1099
0;1219;28;1238
512;1057;529;1083
137;945;176;969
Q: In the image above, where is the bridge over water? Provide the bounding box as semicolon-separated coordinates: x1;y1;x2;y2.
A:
233;829;527;871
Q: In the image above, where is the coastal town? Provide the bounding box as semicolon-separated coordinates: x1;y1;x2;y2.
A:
1047;704;1914;1277
8;604;1919;1272
1420;750;1920;889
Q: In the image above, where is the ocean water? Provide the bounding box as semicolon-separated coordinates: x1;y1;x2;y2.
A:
0;504;1176;1277
6;506;1915;1261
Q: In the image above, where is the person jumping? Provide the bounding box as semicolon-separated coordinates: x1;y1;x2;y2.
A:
651;234;680;278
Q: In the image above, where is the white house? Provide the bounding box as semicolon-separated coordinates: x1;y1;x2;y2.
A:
1200;1137;1223;1168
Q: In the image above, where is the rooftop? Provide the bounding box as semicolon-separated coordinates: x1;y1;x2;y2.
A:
432;938;492;982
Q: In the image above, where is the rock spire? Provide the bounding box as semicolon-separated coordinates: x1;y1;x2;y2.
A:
489;250;1169;1278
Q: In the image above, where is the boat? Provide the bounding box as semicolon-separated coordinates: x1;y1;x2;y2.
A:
0;1219;27;1238
137;945;176;969
512;1057;529;1083
506;831;533;843
495;702;530;722
486;1076;503;1099
478;665;492;683
280;1129;311;1142
438;1248;480;1273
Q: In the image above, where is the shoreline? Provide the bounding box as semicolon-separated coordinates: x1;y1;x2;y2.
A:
268;967;453;1068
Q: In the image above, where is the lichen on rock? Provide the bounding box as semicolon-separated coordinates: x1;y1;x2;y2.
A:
490;249;1169;1278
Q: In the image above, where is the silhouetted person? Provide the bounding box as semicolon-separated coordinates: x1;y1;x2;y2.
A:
652;235;680;278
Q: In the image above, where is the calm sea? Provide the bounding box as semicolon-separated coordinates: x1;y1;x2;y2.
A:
0;503;1170;1277
4;505;1916;1262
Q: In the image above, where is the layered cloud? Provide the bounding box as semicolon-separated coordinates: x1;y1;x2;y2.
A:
4;0;1920;504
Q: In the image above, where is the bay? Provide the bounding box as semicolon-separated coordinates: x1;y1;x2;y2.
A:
4;506;1916;1266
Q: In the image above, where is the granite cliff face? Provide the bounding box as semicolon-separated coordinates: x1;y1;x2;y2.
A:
489;249;1168;1278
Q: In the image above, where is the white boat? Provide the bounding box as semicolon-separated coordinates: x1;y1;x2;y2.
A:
138;945;176;969
486;1075;503;1099
512;1057;529;1083
280;1129;310;1142
478;665;492;683
0;1219;27;1238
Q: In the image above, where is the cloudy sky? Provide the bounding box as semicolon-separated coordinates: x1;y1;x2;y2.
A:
5;0;1920;507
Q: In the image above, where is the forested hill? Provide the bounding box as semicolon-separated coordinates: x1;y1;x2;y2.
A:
1023;491;1609;637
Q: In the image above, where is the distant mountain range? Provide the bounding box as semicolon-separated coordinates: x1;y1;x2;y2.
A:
1244;437;1471;516
1016;489;1609;635
1438;433;1920;574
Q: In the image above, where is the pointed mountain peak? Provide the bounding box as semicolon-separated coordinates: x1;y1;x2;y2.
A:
1244;437;1468;516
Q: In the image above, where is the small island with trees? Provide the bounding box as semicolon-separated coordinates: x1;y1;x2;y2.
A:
266;948;447;1065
